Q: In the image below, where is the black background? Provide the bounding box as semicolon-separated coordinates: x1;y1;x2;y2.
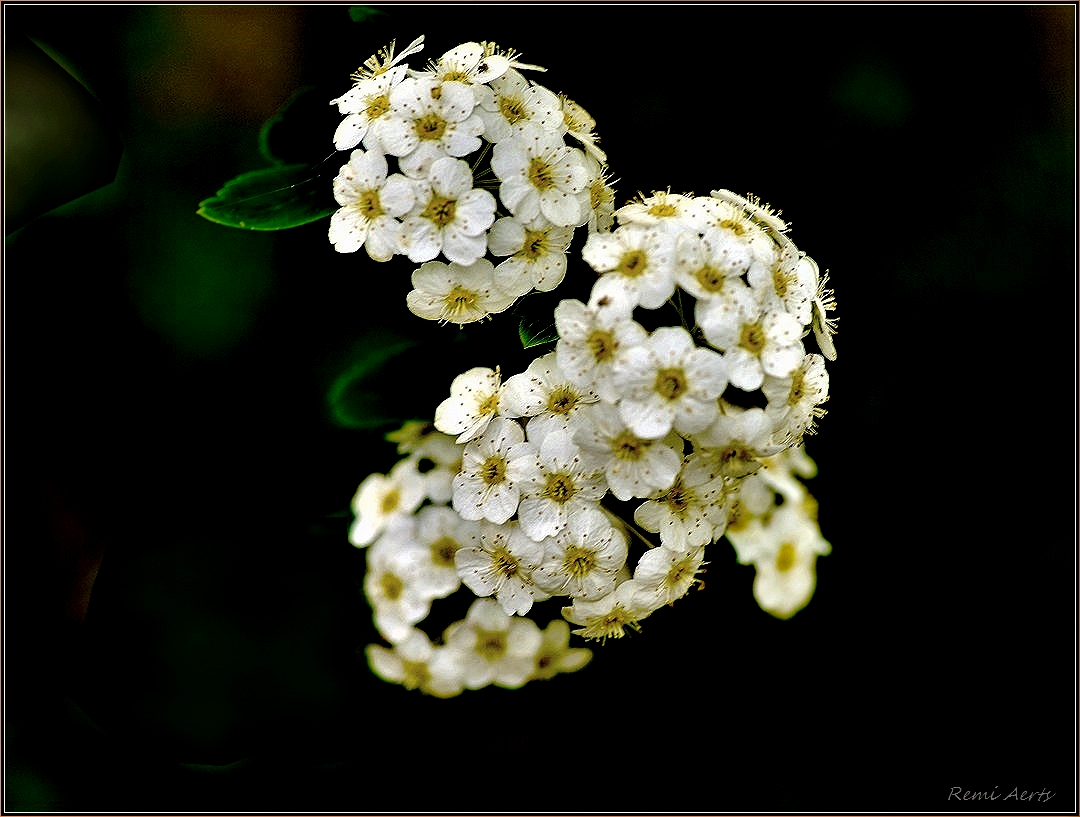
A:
4;3;1076;813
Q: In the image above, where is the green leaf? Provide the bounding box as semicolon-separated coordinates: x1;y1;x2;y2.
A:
258;86;341;167
518;318;559;350
349;6;388;23
196;163;335;231
327;334;423;429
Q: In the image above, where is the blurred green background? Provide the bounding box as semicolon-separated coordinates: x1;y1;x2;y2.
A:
4;4;1075;812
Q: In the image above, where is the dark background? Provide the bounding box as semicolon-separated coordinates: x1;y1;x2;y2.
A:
4;4;1076;813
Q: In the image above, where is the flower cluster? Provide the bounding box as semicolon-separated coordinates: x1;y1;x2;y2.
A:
328;36;615;324
336;36;839;697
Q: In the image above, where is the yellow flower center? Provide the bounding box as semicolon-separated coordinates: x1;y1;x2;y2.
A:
432;536;459;568
421;194;457;227
481;455;507;486
542;472;577;504
739;322;766;353
618;249;647;278
694;265;726;293
654;367;687;400
475;627;508;661
587;329;616;363
528;157;556;191
546;385;579;416
365;93;391;120
379;572;404;601
414;113;447;141
499;95;528;124
562;545;597;580
775;542;796;573
611;430;648;461
355;190;384;220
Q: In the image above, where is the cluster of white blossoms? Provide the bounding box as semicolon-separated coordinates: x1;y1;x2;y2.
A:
337;36;840;697
328;35;615;324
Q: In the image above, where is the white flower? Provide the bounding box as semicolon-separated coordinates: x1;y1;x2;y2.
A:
693;404;787;480
366;627;464;698
694;194;780;280
490;122;588;227
573;402;682;501
553;277;647;402
581;223;676;310
374;75;484;177
508;429;607;542
331;36;425;150
633;543;707;611
808;257;839;361
455;520;545;616
633;453;730;551
500;351;599;444
406;258;515;326
748;245;817;327
673;230;755;300
348;458;427;547
328;149;415;260
365;521;441;643
581;153;617;233
613;325;728;439
400;156;496;265
737;500;831;620
762;353;830;443
561;579;653;643
412;504;471;598
416;41;512;86
530;619;592;680
559;94;606;163
475;67;564;143
700;288;805;392
488;216;574;297
452;417;527;523
434;365;503;444
615;189;702;236
533;505;628;600
435;598;543;689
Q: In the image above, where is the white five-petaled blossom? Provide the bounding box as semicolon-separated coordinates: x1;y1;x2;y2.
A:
559;94;606;163
581;153;617;233
331;36;426;150
328;149;415;260
366;627;465;699
762;353;831;443
613;325;728;439
633;543;708;611
406;258;515;326
508;429;607;542
434;366;504;444
615;189;704;236
365;518;443;643
349;457;427;547
452;417;527;524
634;453;731;551
699;286;805;392
553;276;647;402
415;41;513;87
693;404;787;480
694;194;780;280
531;619;592;680
581;223;677;310
374;74;485;177
574;402;683;501
400;156;496;265
674;230;754;300
412;504;471;598
331;69;408;152
532;504;628;601
488;216;574;297
748;245;817;327
474;67;565;143
561;579;653;644
434;598;543;689
455;521;546;616
727;499;831;620
490;122;589;227
500;351;599;444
